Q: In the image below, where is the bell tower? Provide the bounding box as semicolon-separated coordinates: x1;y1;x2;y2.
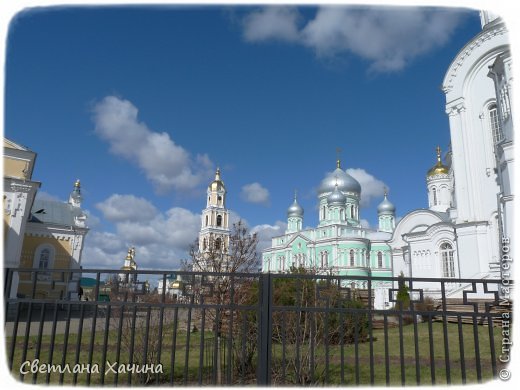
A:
198;168;231;259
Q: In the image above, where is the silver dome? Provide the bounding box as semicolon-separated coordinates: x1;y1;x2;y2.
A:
318;167;361;195
327;185;346;205
287;199;304;218
377;194;395;214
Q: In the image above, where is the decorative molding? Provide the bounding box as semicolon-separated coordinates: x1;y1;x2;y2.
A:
9;181;34;193
445;101;466;116
442;24;507;93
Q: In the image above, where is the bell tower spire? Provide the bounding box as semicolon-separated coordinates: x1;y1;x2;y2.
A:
197;168;231;268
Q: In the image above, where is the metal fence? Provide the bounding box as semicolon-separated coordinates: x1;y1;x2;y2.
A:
4;268;510;386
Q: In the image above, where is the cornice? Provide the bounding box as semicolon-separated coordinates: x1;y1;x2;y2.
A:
442;24;508;94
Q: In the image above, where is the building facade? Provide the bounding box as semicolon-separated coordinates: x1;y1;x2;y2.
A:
390;12;513;297
4;138;89;300
194;168;231;272
262;12;513;304
262;159;395;309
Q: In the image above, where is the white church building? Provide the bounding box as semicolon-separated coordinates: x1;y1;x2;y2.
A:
390;11;513;291
260;11;513;307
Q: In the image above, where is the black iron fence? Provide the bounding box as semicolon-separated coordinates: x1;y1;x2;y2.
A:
3;268;511;385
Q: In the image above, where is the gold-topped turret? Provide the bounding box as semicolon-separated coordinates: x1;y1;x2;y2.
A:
209;167;225;191
427;146;449;177
74;179;81;188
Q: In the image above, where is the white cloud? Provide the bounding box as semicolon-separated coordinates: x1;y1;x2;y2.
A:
35;191;62;202
92;96;213;194
96;194;158;222
83;194;202;270
242;6;463;72
347;168;387;207
240;182;270;205
251;220;287;253
243;7;301;42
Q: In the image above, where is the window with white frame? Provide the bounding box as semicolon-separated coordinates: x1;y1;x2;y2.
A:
489;104;503;143
377;251;383;268
440;242;455;278
349;249;355;266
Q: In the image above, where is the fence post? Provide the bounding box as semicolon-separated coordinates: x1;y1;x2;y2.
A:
257;273;272;385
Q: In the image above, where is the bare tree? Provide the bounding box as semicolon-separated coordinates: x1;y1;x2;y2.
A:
181;220;260;383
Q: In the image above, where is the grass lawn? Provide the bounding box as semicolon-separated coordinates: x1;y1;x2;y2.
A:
5;313;503;386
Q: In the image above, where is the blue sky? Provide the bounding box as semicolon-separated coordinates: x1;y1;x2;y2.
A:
5;5;483;270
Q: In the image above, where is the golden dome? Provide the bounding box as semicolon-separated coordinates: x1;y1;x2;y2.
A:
74;179;81;188
427;146;449;177
209;167;225;191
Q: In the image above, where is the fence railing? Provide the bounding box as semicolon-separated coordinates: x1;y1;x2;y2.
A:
3;268;511;386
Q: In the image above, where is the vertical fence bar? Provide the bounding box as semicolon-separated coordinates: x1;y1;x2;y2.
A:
354;312;360;385
384;313;390;386
114;303;125;386
398;298;405;386
428;313;436;384
487;313;497;378
440;281;451;384
4;268;13;321
310;309;315;385
295;278;301;384
169;306;179;385
142;306;152;383
86;273;101;385
127;305;138;385
257;273;271;386
340;310;345;385
19;272;37;382
410;280;420;385
183;293;193;385
31;302;46;384
457;315;466;384
368;277;374;385
100;305;112;385
59;303;72;384
72;304;85;385
473;312;482;382
212;310;220;385
198;308;206;385
46;301;60;384
8;301;21;373
241;311;247;385
156;304;165;386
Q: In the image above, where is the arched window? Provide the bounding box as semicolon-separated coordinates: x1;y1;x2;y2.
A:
432;187;438;206
33;244;55;281
205;215;208;226
377;252;383;268
215;238;221;250
203;238;207;250
440;242;455;278
350;205;354;219
350;250;355;267
321;251;328;268
340;209;344;220
489;104;503;143
322;206;326;220
39;249;50;270
217;215;222;227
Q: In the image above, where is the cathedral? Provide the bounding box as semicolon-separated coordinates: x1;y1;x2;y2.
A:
260;11;513;308
390;11;513;290
261;159;395;309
